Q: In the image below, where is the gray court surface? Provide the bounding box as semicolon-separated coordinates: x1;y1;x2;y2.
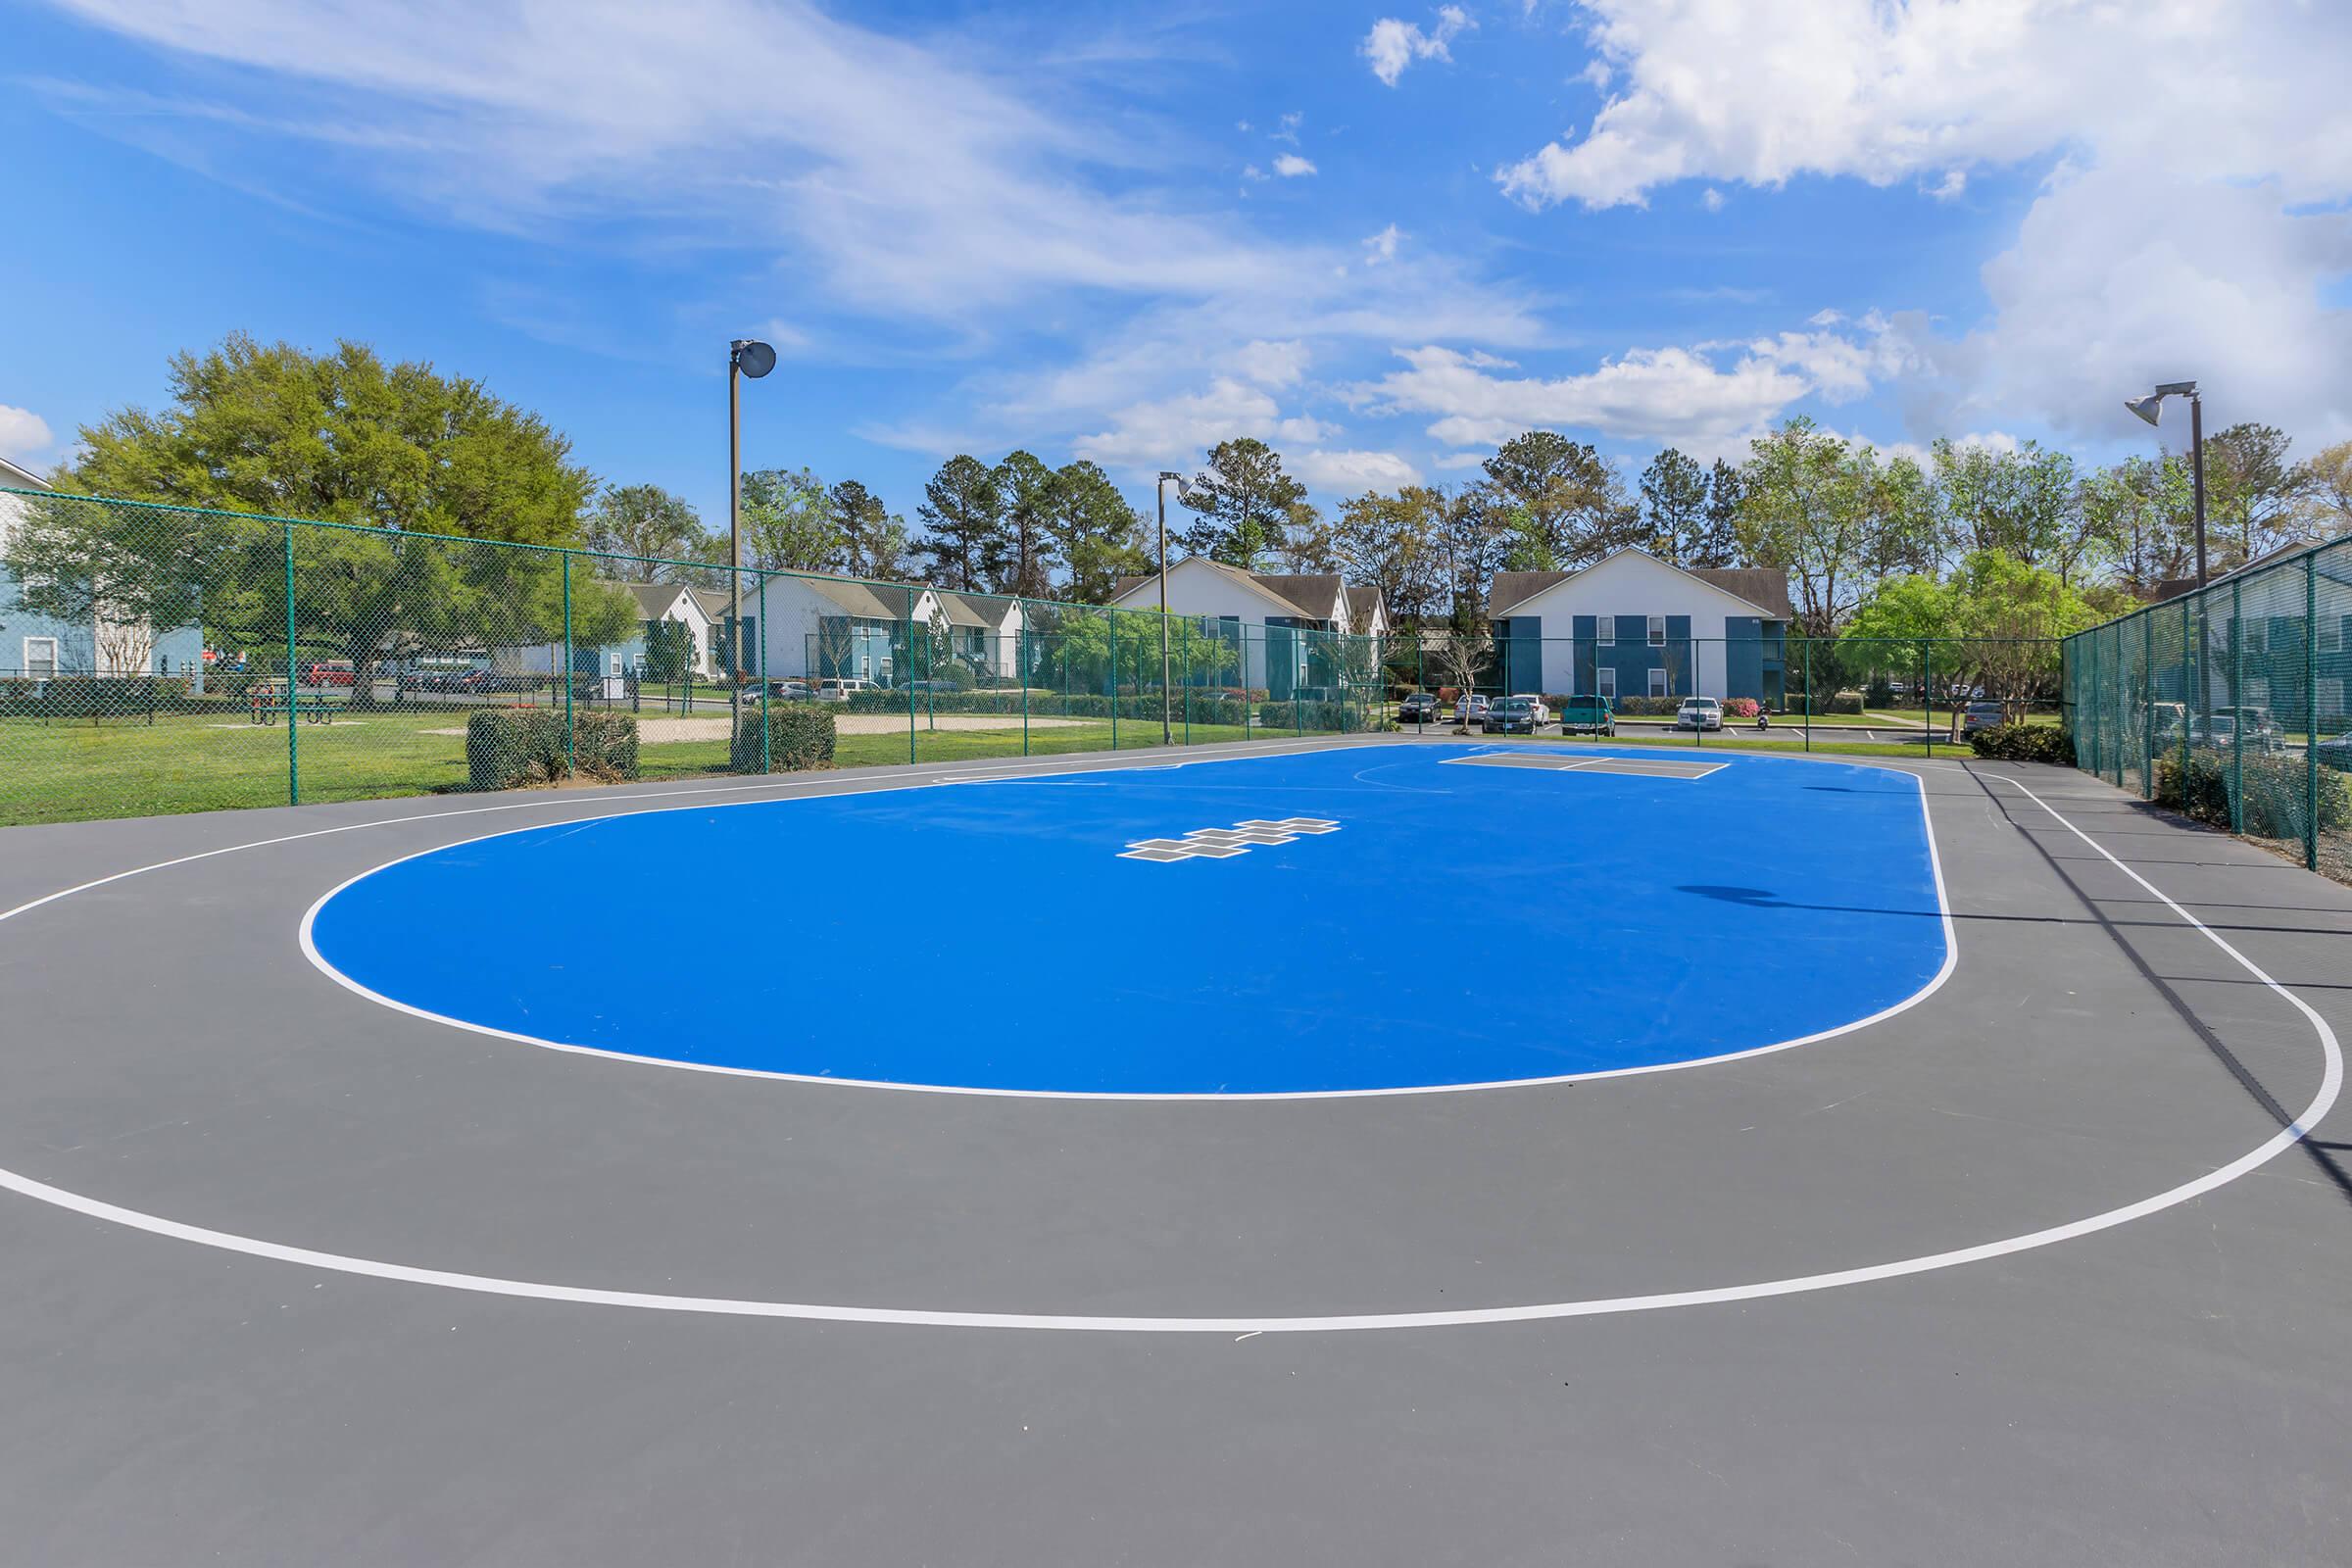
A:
1;736;2346;1566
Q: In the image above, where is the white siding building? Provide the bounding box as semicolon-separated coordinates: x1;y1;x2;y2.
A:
1486;549;1793;705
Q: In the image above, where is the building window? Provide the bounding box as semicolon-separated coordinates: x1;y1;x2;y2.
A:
2243;676;2270;707
2243;619;2268;654
1596;666;1616;699
1647;615;1665;646
23;637;58;679
1647;666;1668;699
2321;679;2345;717
1593;620;1613;647
2323;620;2344;654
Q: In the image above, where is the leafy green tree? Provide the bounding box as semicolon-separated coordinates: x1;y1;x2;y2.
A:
1273;501;1337;572
1842;573;1960;645
1736;418;1882;636
827;479;911;580
1931;438;2082;576
1639;447;1709;564
917;455;1005;591
1177;438;1304;569
1044;460;1148;603
35;333;600;698
993;451;1060;598
739;466;841;573
641;617;696;683
1482;430;1625;568
1333;487;1446;623
2202;422;2311;568
1691;459;1744;568
2080;454;2195;594
585;484;706;578
63;332;596;544
2298;440;2352;540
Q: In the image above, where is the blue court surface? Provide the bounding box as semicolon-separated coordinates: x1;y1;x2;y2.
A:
306;743;1948;1095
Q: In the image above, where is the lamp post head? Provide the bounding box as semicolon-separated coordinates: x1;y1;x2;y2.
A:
2125;393;2164;427
731;338;777;379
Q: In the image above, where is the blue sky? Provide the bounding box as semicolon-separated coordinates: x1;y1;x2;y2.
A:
4;0;2348;532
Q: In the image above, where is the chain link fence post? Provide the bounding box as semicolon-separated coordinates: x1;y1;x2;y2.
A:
2309;554;2322;871
282;519;300;805
562;552;575;771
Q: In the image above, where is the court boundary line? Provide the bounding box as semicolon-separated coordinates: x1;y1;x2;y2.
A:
0;771;2332;1331
292;745;1959;1101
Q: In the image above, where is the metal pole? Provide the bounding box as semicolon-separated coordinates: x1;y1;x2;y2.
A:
562;553;575;770
1801;638;1811;753
2190;392;2208;588
906;605;917;765
2179;597;2192;796
2230;579;2243;835
1922;639;1932;759
1416;634;1426;734
759;571;771;773
1108;606;1118;751
1156;480;1172;746
729;356;743;692
2141;612;2154;798
1019;601;1030;758
283;520;299;805
2309;555;2322;870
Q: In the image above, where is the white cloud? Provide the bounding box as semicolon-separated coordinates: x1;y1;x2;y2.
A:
1492;0;2352;442
1362;6;1474;88
1241;164;1267;181
1699;187;1723;213
0;406;56;467
1232;339;1310;388
43;0;1320;322
1349;318;1908;456
1498;0;2352;212
1072;376;1330;473
1274;111;1303;145
1293;448;1424;494
1273;153;1317;178
1363;224;1401;267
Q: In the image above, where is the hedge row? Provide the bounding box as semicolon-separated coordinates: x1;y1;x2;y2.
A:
1966;724;2077;765
840;687;1274;719
731;705;837;772
465;709;639;791
2154;752;2351;838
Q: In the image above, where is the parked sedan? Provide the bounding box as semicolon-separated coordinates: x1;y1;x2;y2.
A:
1397;692;1441;723
2314;730;2352;772
1454;694;1490;726
1674;697;1724;731
1957;701;2007;737
1482;696;1544;734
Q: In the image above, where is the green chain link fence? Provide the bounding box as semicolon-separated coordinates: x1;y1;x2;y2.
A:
0;489;1397;825
2062;534;2352;880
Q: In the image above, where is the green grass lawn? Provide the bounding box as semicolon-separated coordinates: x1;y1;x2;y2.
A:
0;703;1346;826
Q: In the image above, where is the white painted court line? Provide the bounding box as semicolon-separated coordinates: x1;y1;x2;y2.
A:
0;764;2332;1330
290;753;1958;1101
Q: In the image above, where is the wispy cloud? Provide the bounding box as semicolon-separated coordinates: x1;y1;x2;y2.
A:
1362;6;1474;88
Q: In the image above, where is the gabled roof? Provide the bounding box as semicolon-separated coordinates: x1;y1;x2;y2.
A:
611;581;692;620
1113;559;1333;620
1687;566;1795;621
935;591;1019;629
1345;585;1386;628
0;455;50;490
1249;572;1347;619
1487;570;1572;617
690;587;733;621
1487;551;1793;621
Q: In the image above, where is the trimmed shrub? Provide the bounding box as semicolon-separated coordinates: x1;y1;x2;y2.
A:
732;703;837;772
1722;697;1760;719
2154;751;2351;838
1967;724;2076;766
466;708;639;791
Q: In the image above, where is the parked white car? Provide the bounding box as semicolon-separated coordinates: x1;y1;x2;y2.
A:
1675;697;1724;731
815;677;876;701
1508;694;1552;726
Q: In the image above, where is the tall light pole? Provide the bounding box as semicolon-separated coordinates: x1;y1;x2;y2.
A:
1154;470;1189;746
2126;379;2206;588
728;338;777;698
